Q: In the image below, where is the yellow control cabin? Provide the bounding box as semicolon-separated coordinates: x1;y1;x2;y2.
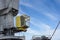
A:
16;14;30;32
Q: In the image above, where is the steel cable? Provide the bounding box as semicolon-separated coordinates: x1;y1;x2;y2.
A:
50;21;60;40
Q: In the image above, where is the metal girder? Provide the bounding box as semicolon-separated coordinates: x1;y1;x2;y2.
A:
0;0;19;10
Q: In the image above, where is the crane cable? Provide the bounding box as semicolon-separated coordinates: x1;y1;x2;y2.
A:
50;21;60;40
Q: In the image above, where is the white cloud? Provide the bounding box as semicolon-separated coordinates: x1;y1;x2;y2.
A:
17;9;27;16
27;28;41;35
20;2;33;8
20;2;58;21
44;13;57;20
30;17;51;31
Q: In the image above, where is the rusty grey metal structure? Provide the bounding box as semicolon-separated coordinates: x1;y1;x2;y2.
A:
0;0;25;40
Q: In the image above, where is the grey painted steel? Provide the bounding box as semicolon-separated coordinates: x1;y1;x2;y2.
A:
0;0;19;10
4;13;14;28
0;0;19;16
0;23;4;31
0;13;14;29
0;0;21;40
0;0;19;29
0;36;25;40
0;13;14;37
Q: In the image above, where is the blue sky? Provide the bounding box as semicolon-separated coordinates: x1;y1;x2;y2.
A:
15;0;60;40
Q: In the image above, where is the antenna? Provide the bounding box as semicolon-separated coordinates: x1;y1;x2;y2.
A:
50;21;60;40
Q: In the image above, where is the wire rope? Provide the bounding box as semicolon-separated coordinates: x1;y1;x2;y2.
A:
50;21;60;40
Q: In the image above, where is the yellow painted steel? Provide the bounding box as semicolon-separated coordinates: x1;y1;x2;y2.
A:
16;16;21;27
16;16;26;31
18;27;27;31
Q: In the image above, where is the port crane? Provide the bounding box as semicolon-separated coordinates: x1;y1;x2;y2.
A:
0;0;59;40
0;0;30;40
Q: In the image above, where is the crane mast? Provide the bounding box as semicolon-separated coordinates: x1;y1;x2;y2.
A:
0;0;30;40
